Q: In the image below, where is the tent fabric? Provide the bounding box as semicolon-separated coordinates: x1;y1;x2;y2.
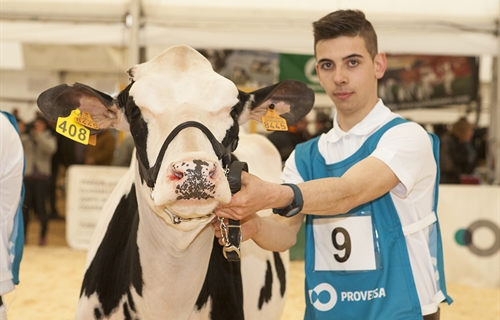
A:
1;0;498;56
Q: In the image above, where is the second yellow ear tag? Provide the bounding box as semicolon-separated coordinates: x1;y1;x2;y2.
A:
56;109;91;145
75;111;99;130
261;104;288;131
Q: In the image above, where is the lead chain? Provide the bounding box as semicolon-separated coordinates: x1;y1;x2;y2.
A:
218;216;229;246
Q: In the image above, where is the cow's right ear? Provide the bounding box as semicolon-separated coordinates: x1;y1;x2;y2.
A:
37;83;129;133
237;80;315;126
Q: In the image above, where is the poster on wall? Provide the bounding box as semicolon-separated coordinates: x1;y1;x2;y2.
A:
380;55;479;110
197;49;279;90
278;53;324;93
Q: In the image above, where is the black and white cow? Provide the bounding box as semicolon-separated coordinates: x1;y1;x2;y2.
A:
37;45;314;320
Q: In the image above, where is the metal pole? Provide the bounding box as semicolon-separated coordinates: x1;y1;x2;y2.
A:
492;15;500;184
128;0;141;67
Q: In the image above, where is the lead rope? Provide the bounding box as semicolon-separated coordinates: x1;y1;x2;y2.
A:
220;161;248;262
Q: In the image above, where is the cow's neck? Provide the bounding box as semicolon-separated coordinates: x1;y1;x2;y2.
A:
134;172;215;317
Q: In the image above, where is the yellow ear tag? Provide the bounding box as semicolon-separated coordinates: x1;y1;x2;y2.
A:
75;111;99;130
261;104;288;131
56;109;91;145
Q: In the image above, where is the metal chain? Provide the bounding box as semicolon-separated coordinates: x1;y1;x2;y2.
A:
218;216;229;246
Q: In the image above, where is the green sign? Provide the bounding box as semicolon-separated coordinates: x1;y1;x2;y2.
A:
279;53;324;93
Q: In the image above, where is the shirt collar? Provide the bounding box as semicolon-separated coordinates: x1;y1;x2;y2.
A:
325;99;391;143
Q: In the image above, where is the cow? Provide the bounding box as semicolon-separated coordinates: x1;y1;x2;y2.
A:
36;45;315;320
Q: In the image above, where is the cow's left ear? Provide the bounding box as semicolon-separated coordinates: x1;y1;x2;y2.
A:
237;80;315;126
37;83;129;133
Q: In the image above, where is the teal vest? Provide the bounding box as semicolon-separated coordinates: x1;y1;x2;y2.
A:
295;118;452;320
1;111;25;285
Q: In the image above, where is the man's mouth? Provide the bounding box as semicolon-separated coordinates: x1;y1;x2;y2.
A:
334;92;353;100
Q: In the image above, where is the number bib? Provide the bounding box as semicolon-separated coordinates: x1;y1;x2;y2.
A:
312;214;379;271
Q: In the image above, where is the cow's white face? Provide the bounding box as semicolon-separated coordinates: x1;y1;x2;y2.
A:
126;46;238;225
36;44;315;231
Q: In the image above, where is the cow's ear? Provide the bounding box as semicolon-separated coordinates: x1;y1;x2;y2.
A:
237;80;315;126
37;83;129;133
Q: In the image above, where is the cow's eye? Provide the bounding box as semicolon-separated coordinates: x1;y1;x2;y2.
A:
130;106;141;120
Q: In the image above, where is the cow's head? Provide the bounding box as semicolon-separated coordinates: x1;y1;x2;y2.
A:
37;45;314;229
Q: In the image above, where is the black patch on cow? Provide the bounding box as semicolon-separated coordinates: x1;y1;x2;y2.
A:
80;184;143;318
117;84;150;186
258;260;273;309
195;237;244;320
273;252;286;297
93;307;102;320
221;104;241;155
126;289;137;313
123;302;132;320
175;159;216;200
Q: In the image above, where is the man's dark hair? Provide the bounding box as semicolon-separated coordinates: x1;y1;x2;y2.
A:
313;10;378;59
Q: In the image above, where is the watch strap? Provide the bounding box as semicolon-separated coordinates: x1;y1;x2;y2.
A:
272;183;303;217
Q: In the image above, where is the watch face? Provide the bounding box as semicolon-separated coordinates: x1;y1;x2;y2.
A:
285;206;302;218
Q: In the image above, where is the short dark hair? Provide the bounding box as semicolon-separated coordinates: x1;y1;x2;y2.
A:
313;9;378;59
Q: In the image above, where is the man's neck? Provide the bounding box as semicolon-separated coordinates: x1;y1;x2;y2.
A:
337;98;379;132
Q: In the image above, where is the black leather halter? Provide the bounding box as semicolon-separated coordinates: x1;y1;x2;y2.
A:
138;121;233;189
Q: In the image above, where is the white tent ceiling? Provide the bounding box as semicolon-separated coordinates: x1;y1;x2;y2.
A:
1;0;498;63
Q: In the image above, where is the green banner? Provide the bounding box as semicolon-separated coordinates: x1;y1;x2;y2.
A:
279;53;325;93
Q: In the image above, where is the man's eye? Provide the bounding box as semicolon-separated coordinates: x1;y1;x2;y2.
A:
348;60;359;67
321;62;333;69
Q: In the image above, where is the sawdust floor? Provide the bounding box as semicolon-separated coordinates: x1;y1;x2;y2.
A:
3;218;499;320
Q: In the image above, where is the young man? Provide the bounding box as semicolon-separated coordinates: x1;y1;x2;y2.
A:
215;9;452;320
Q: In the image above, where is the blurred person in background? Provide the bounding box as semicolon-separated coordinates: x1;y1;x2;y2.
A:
0;111;25;319
48;133;82;220
21;115;57;246
84;129;116;166
112;133;134;167
311;111;333;138
440;117;477;184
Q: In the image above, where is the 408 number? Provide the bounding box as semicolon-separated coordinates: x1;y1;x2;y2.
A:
58;120;88;142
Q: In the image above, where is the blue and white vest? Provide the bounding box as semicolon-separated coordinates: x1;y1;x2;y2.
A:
1;111;25;286
295;118;452;320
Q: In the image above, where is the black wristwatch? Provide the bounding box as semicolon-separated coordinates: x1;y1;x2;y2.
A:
272;183;303;218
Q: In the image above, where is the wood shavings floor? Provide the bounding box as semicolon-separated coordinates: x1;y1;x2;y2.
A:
4;220;498;320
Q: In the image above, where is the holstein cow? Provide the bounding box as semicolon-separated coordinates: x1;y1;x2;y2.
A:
37;45;314;320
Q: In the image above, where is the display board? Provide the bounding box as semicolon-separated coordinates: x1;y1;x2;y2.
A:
438;185;500;288
65;165;128;250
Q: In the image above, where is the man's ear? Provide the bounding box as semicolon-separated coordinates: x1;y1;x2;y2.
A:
374;52;387;80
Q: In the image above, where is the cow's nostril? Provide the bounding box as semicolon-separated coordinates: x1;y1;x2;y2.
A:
171;169;184;180
209;168;216;178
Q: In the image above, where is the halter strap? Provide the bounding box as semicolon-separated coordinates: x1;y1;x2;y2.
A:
138;121;232;188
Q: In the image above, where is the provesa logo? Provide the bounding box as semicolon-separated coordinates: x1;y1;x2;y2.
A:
309;283;387;312
308;283;337;311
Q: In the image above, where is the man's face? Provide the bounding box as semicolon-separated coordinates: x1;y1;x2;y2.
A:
315;36;386;124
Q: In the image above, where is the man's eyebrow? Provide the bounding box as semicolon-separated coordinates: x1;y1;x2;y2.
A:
342;54;364;60
317;58;332;64
317;54;364;64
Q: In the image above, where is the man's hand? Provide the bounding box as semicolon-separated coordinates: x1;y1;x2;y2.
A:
216;171;294;220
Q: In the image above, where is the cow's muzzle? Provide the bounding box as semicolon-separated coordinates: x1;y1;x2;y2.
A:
138;121;233;189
